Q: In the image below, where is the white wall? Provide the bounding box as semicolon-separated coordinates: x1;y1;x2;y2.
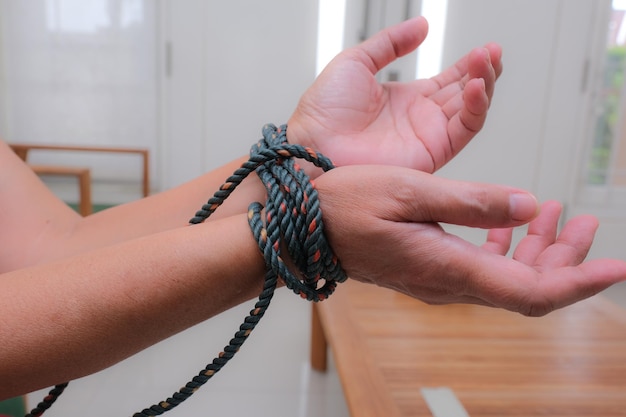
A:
160;0;320;190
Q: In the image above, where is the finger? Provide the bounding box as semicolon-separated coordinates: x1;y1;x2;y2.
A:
428;45;500;103
429;47;486;92
320;166;539;228
521;260;626;316
484;42;504;81
482;227;513;255
443;241;626;316
432;50;496;159
512;201;562;265
534;214;598;268
439;75;488;116
441;78;489;156
353;16;429;74
387;168;540;228
467;46;498;101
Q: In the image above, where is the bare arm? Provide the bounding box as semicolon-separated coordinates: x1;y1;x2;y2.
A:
4;17;623;400
0;139;267;271
0;140;84;271
48;155;267;261
0;213;266;398
2;163;625;399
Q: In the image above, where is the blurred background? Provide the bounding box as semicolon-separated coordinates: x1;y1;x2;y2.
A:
1;0;625;416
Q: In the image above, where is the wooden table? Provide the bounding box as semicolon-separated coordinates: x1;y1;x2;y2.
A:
311;280;626;417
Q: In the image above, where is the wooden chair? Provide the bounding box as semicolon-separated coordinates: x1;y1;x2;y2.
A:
10;144;92;216
9;143;150;216
30;164;92;216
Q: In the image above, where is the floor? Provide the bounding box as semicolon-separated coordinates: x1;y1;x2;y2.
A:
25;280;626;417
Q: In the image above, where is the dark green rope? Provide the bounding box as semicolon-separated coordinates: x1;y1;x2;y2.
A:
24;382;68;417
27;124;346;417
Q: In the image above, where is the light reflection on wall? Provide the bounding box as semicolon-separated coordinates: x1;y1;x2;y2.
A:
316;0;447;79
416;0;448;79
316;0;346;75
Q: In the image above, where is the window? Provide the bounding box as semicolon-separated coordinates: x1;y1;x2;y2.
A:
585;0;626;187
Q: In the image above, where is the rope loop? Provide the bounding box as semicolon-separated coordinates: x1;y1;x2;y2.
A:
190;123;347;300
249;123;347;301
130;124;347;417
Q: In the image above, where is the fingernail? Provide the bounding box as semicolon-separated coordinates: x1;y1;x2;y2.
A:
510;193;539;221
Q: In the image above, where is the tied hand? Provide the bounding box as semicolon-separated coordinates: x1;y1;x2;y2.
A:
288;16;503;173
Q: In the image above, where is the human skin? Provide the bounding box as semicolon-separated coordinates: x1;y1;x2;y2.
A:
3;17;624;398
2;163;624;398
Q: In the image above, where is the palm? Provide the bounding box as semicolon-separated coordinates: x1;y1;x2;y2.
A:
288;17;502;173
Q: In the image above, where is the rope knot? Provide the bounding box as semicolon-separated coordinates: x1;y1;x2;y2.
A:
127;123;346;417
250;123;347;301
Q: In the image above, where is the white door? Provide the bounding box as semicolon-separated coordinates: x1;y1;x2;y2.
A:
158;0;321;189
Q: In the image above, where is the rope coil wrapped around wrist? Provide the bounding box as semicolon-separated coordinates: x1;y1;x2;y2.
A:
191;123;347;301
133;124;347;416
27;124;346;417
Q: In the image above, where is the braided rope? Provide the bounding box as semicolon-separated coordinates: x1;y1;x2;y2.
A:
24;382;68;417
27;124;345;417
132;124;346;416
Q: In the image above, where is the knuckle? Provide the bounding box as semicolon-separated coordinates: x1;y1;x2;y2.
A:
465;188;501;221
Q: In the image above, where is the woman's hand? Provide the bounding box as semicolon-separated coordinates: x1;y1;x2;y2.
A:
316;166;626;316
288;17;503;173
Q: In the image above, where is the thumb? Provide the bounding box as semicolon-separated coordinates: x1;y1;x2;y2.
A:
386;169;540;228
354;16;429;74
316;166;539;229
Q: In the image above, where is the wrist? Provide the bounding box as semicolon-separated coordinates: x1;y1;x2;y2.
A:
283;121;327;180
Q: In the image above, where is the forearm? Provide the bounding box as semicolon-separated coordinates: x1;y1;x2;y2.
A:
30;155;268;265
0;212;266;399
41;147;324;264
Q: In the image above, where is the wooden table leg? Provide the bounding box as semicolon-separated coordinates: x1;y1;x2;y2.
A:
310;303;328;371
